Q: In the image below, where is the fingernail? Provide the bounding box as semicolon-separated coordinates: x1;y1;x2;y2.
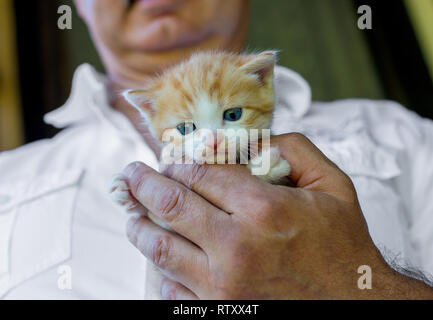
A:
123;162;142;178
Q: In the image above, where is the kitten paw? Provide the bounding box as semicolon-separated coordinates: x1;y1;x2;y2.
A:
267;156;291;184
248;146;291;184
109;174;140;213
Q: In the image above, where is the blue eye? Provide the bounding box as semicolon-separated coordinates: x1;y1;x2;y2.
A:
177;122;196;135
223;108;242;121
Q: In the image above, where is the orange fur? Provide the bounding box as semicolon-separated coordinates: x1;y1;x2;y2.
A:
124;51;277;162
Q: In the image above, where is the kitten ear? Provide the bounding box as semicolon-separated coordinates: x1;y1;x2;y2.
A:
122;89;155;120
241;51;277;84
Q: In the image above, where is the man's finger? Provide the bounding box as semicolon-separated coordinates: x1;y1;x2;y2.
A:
127;215;208;293
163;163;271;215
271;133;356;201
160;277;199;300
123;162;232;247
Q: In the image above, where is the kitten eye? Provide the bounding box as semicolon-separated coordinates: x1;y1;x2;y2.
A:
177;122;196;135
223;108;243;122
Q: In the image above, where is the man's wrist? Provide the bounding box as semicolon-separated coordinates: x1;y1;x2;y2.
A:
359;255;433;299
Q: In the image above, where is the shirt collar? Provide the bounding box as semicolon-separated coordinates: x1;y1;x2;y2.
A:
44;63;312;128
274;65;312;118
44;64;109;128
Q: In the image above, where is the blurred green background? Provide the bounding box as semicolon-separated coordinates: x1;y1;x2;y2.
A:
249;0;384;100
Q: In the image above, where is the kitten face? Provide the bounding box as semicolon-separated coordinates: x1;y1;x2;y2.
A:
124;51;276;163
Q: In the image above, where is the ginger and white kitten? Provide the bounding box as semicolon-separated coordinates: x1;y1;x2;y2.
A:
110;50;290;220
109;50;291;299
110;50;290;223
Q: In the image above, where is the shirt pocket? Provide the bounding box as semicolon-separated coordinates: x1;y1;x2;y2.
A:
0;169;83;297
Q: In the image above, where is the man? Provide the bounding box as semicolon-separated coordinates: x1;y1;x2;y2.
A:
0;0;432;299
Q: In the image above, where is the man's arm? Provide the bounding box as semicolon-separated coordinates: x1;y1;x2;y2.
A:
123;133;433;299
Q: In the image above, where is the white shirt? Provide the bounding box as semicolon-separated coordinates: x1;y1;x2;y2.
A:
1;64;432;299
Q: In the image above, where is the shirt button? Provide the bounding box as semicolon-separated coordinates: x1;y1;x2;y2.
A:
0;195;11;206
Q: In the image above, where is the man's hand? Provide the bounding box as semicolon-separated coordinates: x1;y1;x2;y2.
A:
123;133;433;299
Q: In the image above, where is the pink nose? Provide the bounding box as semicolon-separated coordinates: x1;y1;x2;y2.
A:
206;140;218;150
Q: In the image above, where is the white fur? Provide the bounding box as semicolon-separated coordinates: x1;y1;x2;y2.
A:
109;174;148;215
109;174;171;229
248;146;291;184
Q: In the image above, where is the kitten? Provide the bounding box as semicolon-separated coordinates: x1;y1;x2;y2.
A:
109;51;291;298
111;51;290;220
110;50;290;223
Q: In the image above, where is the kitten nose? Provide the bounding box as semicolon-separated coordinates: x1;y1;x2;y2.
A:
205;140;218;150
204;135;219;151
